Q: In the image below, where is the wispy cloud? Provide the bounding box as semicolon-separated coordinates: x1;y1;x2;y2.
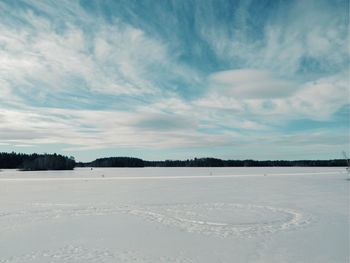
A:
199;0;348;76
208;69;296;99
0;0;348;161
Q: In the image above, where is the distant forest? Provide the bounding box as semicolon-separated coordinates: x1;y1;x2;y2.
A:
0;152;347;170
0;152;75;170
77;157;348;168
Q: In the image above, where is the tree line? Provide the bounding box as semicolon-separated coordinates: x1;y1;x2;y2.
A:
83;157;144;167
0;152;75;170
77;157;348;168
0;152;348;170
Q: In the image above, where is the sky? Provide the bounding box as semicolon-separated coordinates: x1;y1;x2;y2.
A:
0;0;349;162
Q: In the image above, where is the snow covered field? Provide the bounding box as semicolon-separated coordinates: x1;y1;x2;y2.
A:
0;167;348;263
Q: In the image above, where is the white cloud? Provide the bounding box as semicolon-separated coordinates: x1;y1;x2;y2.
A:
0;106;240;151
245;72;349;121
209;69;296;99
91;25;169;94
0;1;202;102
0;23;159;97
0;0;347;159
200;0;348;76
289;72;349;120
195;70;349;122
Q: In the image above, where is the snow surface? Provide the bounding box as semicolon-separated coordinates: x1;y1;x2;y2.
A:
0;167;348;262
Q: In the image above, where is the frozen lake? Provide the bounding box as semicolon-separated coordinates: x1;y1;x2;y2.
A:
0;167;348;262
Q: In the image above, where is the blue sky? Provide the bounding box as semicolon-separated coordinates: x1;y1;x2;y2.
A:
0;0;348;161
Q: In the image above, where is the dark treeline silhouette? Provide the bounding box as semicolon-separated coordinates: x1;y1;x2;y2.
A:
77;157;347;168
144;158;347;167
0;152;75;170
1;152;347;169
82;157;144;167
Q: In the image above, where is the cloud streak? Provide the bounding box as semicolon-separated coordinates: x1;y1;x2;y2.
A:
0;0;348;161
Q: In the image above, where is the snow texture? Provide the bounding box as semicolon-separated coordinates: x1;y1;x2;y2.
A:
0;167;348;262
